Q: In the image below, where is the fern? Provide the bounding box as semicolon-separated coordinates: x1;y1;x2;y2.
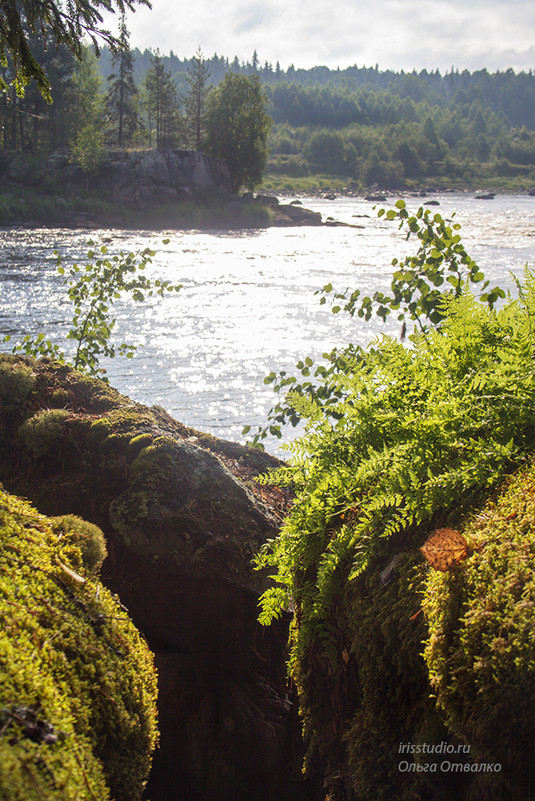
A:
256;278;535;673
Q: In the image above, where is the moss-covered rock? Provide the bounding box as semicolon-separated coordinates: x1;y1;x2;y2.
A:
288;458;535;801
0;355;279;587
423;459;535;800
0;489;158;801
0;355;304;801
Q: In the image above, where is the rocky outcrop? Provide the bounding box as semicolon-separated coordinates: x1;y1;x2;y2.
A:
0;355;305;801
3;149;232;207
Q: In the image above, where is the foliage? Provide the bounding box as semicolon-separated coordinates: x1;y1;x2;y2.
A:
4;242;182;380
70;123;105;184
302;130;357;176
142;50;182;149
321;199;506;330
68;47;106;184
246;203;506;445
69;46;106;140
0;488;158;801
4;45;535;191
256;279;535;632
205;72;272;191
0;0;150;100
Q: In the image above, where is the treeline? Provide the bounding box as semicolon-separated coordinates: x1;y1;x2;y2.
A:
96;49;535;188
2;33;535;190
0;30;209;156
99;50;535;132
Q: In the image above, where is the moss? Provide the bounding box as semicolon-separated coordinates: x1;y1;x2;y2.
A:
126;433;154;462
423;458;535;800
15;409;70;460
48;388;71;408
50;514;107;574
87;408;158;451
292;549;464;801
0;358;36;404
0;490;158;801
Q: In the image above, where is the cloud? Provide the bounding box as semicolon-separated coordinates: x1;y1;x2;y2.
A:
118;0;535;72
233;3;269;34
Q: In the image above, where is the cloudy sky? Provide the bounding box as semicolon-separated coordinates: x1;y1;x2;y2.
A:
114;0;535;72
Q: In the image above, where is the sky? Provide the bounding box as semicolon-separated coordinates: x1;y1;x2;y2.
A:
109;0;535;72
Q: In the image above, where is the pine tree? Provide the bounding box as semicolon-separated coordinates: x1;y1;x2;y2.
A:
142;50;182;149
106;15;139;148
182;48;210;150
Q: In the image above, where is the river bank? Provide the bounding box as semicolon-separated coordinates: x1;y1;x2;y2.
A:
3;146;535;230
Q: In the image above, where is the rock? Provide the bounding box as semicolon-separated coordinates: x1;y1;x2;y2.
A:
475;192;495;199
1;150;232;209
254;193;280;209
286;454;535;801
274;204;323;226
365;194;387;201
0;487;158;801
425;199;440;205
0;355;304;801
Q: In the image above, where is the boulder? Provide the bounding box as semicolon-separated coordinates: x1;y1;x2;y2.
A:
0;488;158;801
286;455;535;801
274;204;323;226
0;355;305;801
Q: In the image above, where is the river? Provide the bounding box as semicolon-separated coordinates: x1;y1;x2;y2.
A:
1;193;535;454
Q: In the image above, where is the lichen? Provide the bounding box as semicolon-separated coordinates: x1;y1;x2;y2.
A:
0;489;158;801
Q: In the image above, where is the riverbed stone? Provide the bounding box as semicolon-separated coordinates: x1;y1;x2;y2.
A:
0;354;305;801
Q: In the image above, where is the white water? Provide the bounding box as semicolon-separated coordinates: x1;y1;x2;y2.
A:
1;193;535;453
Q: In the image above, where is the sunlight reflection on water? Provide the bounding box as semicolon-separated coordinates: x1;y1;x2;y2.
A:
1;193;535;455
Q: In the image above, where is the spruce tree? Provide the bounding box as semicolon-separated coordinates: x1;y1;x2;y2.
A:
0;0;149;99
106;15;139;147
142;50;182;149
182;48;210;150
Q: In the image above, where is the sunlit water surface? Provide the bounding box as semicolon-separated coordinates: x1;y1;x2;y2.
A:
1;193;535;454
